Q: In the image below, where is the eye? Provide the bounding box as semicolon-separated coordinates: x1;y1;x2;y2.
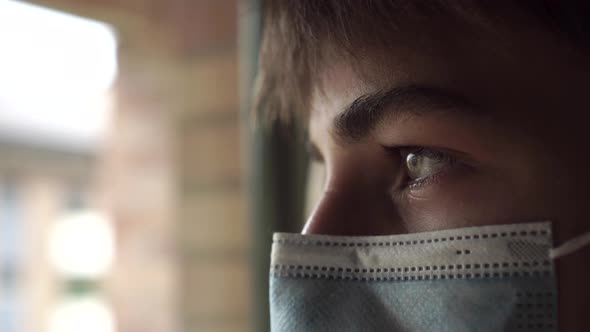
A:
402;147;457;183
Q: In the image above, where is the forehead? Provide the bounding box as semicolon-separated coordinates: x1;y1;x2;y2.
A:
309;22;589;143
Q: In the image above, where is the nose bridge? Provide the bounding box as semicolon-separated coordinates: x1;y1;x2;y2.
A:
302;173;400;236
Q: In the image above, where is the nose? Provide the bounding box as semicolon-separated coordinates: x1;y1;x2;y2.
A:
302;180;402;236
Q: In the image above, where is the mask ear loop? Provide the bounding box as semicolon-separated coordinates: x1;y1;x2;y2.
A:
549;231;590;260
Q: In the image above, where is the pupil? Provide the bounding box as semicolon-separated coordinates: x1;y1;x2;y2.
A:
407;153;420;169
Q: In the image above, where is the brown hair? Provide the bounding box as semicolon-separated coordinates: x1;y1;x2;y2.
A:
253;0;590;124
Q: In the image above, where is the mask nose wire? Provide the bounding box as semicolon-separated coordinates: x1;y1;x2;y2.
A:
549;231;590;260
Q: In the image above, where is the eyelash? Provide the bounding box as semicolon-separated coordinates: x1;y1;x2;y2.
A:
406;168;443;189
404;146;450;161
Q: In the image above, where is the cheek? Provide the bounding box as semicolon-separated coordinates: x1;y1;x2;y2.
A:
397;171;540;231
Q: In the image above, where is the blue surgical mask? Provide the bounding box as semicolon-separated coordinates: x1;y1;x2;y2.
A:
269;222;590;332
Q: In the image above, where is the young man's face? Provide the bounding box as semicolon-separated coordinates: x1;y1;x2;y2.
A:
304;19;590;329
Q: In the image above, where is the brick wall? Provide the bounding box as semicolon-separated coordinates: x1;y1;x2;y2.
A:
175;2;253;331
29;0;252;331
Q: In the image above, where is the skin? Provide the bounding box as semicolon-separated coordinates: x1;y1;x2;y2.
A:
302;18;590;331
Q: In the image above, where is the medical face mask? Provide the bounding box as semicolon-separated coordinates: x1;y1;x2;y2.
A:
269;221;590;332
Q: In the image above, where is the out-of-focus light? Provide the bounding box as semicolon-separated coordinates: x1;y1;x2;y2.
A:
49;296;115;332
0;0;117;150
49;212;114;279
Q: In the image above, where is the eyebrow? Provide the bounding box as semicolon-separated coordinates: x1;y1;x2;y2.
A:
332;84;478;143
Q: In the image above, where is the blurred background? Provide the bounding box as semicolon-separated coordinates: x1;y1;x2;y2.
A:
0;0;321;331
